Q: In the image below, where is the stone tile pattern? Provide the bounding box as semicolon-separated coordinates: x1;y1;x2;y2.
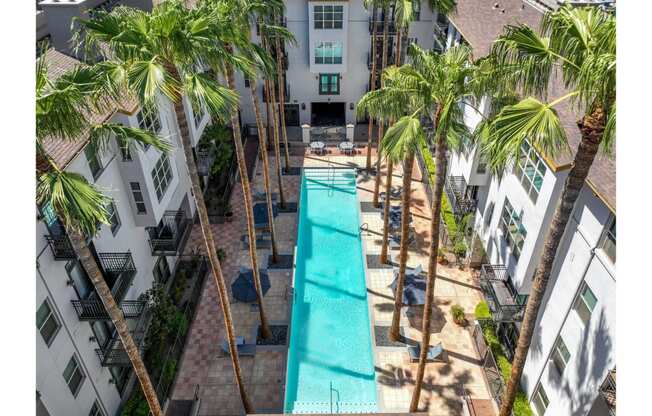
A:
171;144;495;415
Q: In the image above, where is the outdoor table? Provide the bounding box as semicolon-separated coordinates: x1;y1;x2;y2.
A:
310;141;325;155
339;141;354;155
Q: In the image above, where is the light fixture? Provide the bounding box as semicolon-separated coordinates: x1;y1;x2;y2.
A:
350;103;354;110
301;103;306;110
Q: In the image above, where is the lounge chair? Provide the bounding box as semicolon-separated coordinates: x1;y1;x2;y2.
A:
407;343;445;363
221;337;256;357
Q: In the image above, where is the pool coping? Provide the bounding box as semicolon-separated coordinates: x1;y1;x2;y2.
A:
283;166;381;413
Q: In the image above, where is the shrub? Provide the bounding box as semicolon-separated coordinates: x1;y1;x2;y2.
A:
217;247;226;262
475;301;491;320
451;304;466;325
198;124;233;178
121;390;149;416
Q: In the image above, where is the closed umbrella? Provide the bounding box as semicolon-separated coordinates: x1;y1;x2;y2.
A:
231;269;271;302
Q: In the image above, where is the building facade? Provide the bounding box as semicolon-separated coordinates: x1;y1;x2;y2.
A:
444;1;616;415
36;48;208;416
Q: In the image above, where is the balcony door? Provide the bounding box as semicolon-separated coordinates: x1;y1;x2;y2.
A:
66;260;94;300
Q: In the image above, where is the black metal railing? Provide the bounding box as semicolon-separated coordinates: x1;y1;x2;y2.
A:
600;369;616;415
479;264;526;322
96;330;145;367
45;234;75;260
369;17;396;33
71;299;146;321
145;210;191;256
98;252;137;303
471;322;506;407
445;175;477;219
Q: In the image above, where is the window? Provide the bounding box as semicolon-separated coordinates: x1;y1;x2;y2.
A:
476;156;487;174
514;141;548;203
192;100;204;129
412;1;421;21
314;5;343;29
319;74;340;95
244;75;250;88
85;146;103;180
151;155;173;201
500;199;527;260
130;182;147;214
573;282;597;326
484;202;495;228
532;384;549;415
137;104;161;136
119;143;132;161
315;42;343;64
63;355;85;396
89;401;104;416
153;257;171;284
36;300;61;346
551;335;571;375
106;201;121;235
600;217;616;263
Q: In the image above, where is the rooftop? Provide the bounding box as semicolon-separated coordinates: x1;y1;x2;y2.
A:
449;0;616;212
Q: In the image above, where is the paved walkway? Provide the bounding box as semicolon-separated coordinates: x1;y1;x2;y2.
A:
171;143;495;415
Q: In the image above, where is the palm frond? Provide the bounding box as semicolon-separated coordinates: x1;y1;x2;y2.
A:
183;71;239;123
127;57;182;104
37;170;110;237
482;97;569;173
380;115;425;163
89;123;173;158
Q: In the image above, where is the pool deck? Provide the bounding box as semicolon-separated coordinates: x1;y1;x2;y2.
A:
171;143;495;416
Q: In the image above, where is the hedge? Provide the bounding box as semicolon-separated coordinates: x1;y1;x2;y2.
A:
475;301;533;416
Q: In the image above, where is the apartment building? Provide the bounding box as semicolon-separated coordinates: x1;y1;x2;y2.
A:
36;48;208;416
442;1;616;415
233;0;448;135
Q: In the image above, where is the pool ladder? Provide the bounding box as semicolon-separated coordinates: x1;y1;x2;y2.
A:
359;223;369;236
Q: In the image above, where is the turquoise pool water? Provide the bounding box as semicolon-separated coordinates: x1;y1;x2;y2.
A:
284;168;378;414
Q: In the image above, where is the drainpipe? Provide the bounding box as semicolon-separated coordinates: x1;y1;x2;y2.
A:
526;214;599;400
36;260;111;416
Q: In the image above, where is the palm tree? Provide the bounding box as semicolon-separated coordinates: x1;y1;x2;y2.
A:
371;0;392;208
36;52;171;416
272;10;292;172
363;0;381;171
76;2;261;410
479;6;616;415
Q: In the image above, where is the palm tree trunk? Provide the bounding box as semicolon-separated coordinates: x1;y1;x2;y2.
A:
250;79;278;262
224;61;272;340
498;107;607;416
165;64;254;410
273;17;291;172
410;128;448;412
365;6;379;171
389;152;414;341
372;6;391;207
379;158;393;264
263;35;287;209
263;77;286;208
66;230;164;416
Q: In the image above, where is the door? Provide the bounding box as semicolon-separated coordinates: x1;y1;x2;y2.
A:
285;104;300;126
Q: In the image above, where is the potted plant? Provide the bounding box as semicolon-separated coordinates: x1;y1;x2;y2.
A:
451;304;467;326
452;238;467;269
437;247;449;265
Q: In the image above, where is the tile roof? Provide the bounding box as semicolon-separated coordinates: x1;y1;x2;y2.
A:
39;49;139;170
448;0;615;211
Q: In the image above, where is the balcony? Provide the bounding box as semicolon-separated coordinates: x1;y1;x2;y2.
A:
445;175;477;219
45;234;75;260
479;264;526;322
71;299;146;321
369;17;396;34
145;210;191;256
95;326;145;367
600;369;616;415
69;252;138;320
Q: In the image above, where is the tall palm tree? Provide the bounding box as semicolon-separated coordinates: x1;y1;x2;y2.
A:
363;0;381;171
76;2;261;410
371;0;392;208
272;10;292;172
36;53;171;416
479;6;616;415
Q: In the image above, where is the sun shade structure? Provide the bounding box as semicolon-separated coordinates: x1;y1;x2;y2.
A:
232;269;271;303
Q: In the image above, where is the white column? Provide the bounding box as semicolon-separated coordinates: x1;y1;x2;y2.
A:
302;124;311;144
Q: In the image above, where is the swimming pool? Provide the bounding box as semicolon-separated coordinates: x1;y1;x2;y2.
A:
284;168;378;414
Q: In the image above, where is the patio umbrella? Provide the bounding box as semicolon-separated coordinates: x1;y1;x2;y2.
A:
231;269;271;302
389;273;427;306
253;202;280;228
